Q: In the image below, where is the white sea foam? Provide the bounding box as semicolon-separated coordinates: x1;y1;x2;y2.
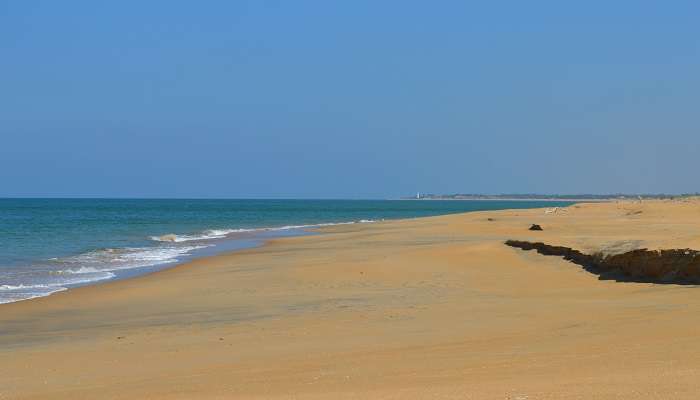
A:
1;283;53;291
51;271;116;285
0;273;114;304
150;229;252;243
149;220;376;243
60;266;102;274
0;287;68;304
1;219;378;305
2;271;116;290
0;245;207;304
55;245;208;274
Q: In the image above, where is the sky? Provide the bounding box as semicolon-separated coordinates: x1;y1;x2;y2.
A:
1;1;699;198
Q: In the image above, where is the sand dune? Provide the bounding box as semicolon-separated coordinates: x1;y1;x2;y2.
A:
3;200;700;399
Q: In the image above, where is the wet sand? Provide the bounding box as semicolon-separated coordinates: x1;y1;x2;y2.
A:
3;200;700;399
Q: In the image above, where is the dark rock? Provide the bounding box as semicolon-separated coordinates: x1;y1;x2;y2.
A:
529;224;543;231
504;239;700;285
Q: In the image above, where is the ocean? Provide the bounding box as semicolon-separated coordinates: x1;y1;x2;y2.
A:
0;199;573;304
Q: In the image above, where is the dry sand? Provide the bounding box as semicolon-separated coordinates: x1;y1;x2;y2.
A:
3;200;700;399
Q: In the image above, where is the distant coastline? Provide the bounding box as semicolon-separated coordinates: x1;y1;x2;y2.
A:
402;193;695;201
402;197;609;202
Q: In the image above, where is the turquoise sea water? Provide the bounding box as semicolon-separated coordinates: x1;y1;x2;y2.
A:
0;199;573;304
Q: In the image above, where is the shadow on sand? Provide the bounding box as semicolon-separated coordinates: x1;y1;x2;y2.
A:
505;240;700;285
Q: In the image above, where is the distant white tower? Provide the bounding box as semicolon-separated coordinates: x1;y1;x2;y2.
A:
416;192;421;199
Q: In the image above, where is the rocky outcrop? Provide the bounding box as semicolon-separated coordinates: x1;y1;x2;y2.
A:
505;240;700;284
528;224;543;231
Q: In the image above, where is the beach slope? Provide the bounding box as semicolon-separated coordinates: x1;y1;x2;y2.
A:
3;200;700;399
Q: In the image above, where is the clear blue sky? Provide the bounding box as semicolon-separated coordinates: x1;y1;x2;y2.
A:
2;1;699;198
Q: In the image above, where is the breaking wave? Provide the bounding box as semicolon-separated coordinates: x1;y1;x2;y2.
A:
1;218;377;305
0;245;206;304
149;220;376;243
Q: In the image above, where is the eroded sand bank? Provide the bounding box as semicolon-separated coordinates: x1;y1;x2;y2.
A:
2;200;700;399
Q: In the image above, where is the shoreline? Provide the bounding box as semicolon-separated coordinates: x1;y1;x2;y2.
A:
0;211;488;308
0;201;575;306
4;199;700;399
0;220;376;306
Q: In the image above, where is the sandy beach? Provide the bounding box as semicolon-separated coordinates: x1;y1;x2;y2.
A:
3;200;700;399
